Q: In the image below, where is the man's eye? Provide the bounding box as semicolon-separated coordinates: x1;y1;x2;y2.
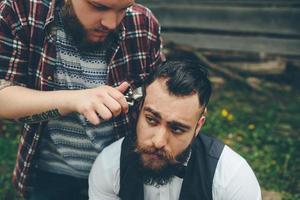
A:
89;2;109;11
170;127;184;135
94;5;109;11
145;116;157;125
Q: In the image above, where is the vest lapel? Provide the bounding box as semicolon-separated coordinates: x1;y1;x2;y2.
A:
179;138;212;200
119;136;144;200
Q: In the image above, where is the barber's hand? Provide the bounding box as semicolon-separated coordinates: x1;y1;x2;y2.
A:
71;82;130;125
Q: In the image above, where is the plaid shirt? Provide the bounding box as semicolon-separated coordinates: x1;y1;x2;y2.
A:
0;0;162;197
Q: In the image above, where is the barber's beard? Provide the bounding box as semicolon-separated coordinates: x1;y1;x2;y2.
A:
132;140;192;187
60;1;112;51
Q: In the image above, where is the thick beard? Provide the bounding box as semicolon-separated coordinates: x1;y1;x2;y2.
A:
131;137;192;187
60;0;112;51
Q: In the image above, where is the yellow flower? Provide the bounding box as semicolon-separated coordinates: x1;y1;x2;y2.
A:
224;139;232;145
221;109;229;117
227;114;234;121
248;124;255;130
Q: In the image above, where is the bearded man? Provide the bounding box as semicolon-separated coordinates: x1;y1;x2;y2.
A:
89;61;261;200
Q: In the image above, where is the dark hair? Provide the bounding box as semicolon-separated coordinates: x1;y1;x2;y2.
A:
145;60;212;107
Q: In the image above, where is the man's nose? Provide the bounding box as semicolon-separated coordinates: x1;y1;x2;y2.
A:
152;127;168;149
101;11;120;31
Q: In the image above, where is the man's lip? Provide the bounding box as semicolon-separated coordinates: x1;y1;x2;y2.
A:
144;153;161;160
92;30;109;37
93;32;107;37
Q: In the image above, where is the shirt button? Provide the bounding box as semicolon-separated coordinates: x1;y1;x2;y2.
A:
47;76;53;81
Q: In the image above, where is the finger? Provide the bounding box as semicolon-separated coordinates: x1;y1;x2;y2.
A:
115;82;130;94
108;89;129;114
95;103;113;120
84;111;101;125
100;93;125;117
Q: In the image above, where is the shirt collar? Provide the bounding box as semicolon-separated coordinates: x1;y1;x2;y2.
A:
44;0;60;29
118;22;126;41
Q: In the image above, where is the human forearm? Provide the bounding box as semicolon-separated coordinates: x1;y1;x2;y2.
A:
0;82;130;124
0;86;75;122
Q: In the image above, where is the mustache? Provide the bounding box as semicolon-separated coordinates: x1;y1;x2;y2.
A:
91;26;110;33
134;145;174;162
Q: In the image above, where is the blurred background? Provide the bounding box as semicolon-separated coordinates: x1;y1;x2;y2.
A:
1;0;300;199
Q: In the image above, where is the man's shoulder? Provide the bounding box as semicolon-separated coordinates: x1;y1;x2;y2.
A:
0;0;53;16
90;138;123;180
125;4;160;26
99;137;124;169
213;145;261;199
89;138;125;198
128;4;153;16
103;137;124;155
214;145;257;187
126;4;152;16
0;0;54;28
219;145;247;169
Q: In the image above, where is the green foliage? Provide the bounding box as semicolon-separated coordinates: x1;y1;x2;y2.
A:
202;82;300;199
0;121;22;200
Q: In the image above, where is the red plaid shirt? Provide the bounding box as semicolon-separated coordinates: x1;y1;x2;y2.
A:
0;0;162;197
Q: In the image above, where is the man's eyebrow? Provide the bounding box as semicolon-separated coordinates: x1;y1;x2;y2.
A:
88;1;107;9
89;0;103;6
143;107;161;119
168;121;191;131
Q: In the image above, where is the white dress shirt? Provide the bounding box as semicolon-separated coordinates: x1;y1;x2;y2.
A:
89;138;261;200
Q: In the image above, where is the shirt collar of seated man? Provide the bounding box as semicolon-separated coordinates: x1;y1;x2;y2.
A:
61;0;135;51
127;60;211;186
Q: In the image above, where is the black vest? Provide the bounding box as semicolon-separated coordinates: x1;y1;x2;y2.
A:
119;134;225;200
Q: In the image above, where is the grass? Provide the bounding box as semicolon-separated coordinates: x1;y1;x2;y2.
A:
202;80;300;199
0;80;299;199
0;121;21;200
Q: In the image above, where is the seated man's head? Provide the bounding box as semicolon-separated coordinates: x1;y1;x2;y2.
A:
133;60;212;185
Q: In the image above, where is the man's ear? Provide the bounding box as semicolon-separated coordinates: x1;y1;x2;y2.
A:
195;108;207;136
